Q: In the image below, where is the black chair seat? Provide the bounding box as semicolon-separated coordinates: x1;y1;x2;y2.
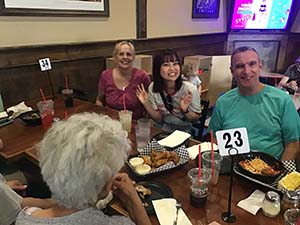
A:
192;99;210;141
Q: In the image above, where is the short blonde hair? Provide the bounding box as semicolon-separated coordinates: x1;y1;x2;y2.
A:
113;41;135;57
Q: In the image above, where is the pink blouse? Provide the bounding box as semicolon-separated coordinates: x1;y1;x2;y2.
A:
98;68;150;120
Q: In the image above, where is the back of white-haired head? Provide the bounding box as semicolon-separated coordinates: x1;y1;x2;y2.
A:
37;112;131;209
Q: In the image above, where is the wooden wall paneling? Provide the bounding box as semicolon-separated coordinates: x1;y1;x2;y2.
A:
50;57;105;103
0;33;228;108
0;66;52;107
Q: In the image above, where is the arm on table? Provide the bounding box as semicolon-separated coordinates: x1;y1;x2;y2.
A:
95;95;105;107
279;76;298;91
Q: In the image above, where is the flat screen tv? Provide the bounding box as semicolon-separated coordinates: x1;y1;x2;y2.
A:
230;0;294;30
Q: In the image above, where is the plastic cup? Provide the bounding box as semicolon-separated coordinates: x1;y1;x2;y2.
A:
284;208;300;225
61;89;74;107
135;118;151;152
202;151;223;185
118;110;132;133
188;168;212;208
36;100;54;130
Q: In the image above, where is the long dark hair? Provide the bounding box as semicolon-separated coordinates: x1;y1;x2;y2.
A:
152;49;183;93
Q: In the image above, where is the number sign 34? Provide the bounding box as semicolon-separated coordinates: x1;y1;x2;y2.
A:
39;58;52;71
216;127;250;156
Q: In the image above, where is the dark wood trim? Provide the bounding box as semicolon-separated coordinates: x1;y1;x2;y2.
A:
136;0;147;38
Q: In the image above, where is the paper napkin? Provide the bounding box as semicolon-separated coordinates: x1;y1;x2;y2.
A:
157;130;191;148
0;111;8;119
237;189;265;215
7;102;32;119
152;198;192;225
187;142;218;160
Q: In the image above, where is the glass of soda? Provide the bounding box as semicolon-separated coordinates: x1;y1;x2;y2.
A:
187;168;212;208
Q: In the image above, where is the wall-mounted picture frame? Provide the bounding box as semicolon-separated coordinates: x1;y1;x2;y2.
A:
192;0;220;18
0;0;109;17
233;40;280;72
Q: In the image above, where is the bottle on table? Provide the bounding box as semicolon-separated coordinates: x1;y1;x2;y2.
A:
262;191;281;217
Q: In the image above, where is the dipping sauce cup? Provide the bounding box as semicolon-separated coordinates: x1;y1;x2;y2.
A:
36;100;54;130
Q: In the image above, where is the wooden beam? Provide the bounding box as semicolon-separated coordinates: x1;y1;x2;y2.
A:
136;0;147;38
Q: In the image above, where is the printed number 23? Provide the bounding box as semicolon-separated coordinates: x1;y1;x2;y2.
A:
223;131;243;148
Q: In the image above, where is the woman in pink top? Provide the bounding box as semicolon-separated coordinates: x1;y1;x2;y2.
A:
96;41;151;120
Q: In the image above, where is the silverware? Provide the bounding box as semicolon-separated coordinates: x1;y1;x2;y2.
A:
173;201;182;225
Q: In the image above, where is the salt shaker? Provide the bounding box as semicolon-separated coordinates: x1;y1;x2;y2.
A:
282;191;299;212
262;191;281;217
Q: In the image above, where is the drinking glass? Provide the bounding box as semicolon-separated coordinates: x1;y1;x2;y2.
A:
187;168;212;208
36;100;54;130
118;110;132;133
202;151;223;185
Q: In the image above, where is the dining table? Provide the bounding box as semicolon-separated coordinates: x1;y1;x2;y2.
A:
0;96;284;225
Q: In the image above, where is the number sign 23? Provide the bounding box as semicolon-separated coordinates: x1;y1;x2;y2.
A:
216;127;250;156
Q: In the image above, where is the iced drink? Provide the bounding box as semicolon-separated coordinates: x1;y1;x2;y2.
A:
61;89;74;107
118;110;132;133
202;151;223;185
37;100;54;130
135;118;151;152
188;168;212;208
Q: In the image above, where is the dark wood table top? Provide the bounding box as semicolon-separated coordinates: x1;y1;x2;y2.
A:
0;97;283;225
0;96;119;160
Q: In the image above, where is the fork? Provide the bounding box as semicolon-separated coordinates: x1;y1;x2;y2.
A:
173;201;182;225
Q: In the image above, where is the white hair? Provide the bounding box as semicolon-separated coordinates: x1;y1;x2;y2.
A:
37;112;131;209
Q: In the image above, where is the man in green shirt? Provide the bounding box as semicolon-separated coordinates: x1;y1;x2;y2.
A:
209;46;300;168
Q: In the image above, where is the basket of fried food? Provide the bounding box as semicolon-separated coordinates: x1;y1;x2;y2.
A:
237;151;284;184
127;139;189;177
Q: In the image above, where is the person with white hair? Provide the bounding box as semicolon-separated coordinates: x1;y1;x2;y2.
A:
16;112;151;225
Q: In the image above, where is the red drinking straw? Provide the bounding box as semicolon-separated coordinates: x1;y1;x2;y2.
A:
39;88;46;101
210;130;215;177
64;111;68;119
122;87;126;111
65;76;69;90
198;144;202;185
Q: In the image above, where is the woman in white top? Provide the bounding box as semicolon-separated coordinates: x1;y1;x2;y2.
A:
137;49;201;132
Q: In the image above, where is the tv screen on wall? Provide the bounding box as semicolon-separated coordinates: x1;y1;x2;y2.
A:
230;0;294;30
